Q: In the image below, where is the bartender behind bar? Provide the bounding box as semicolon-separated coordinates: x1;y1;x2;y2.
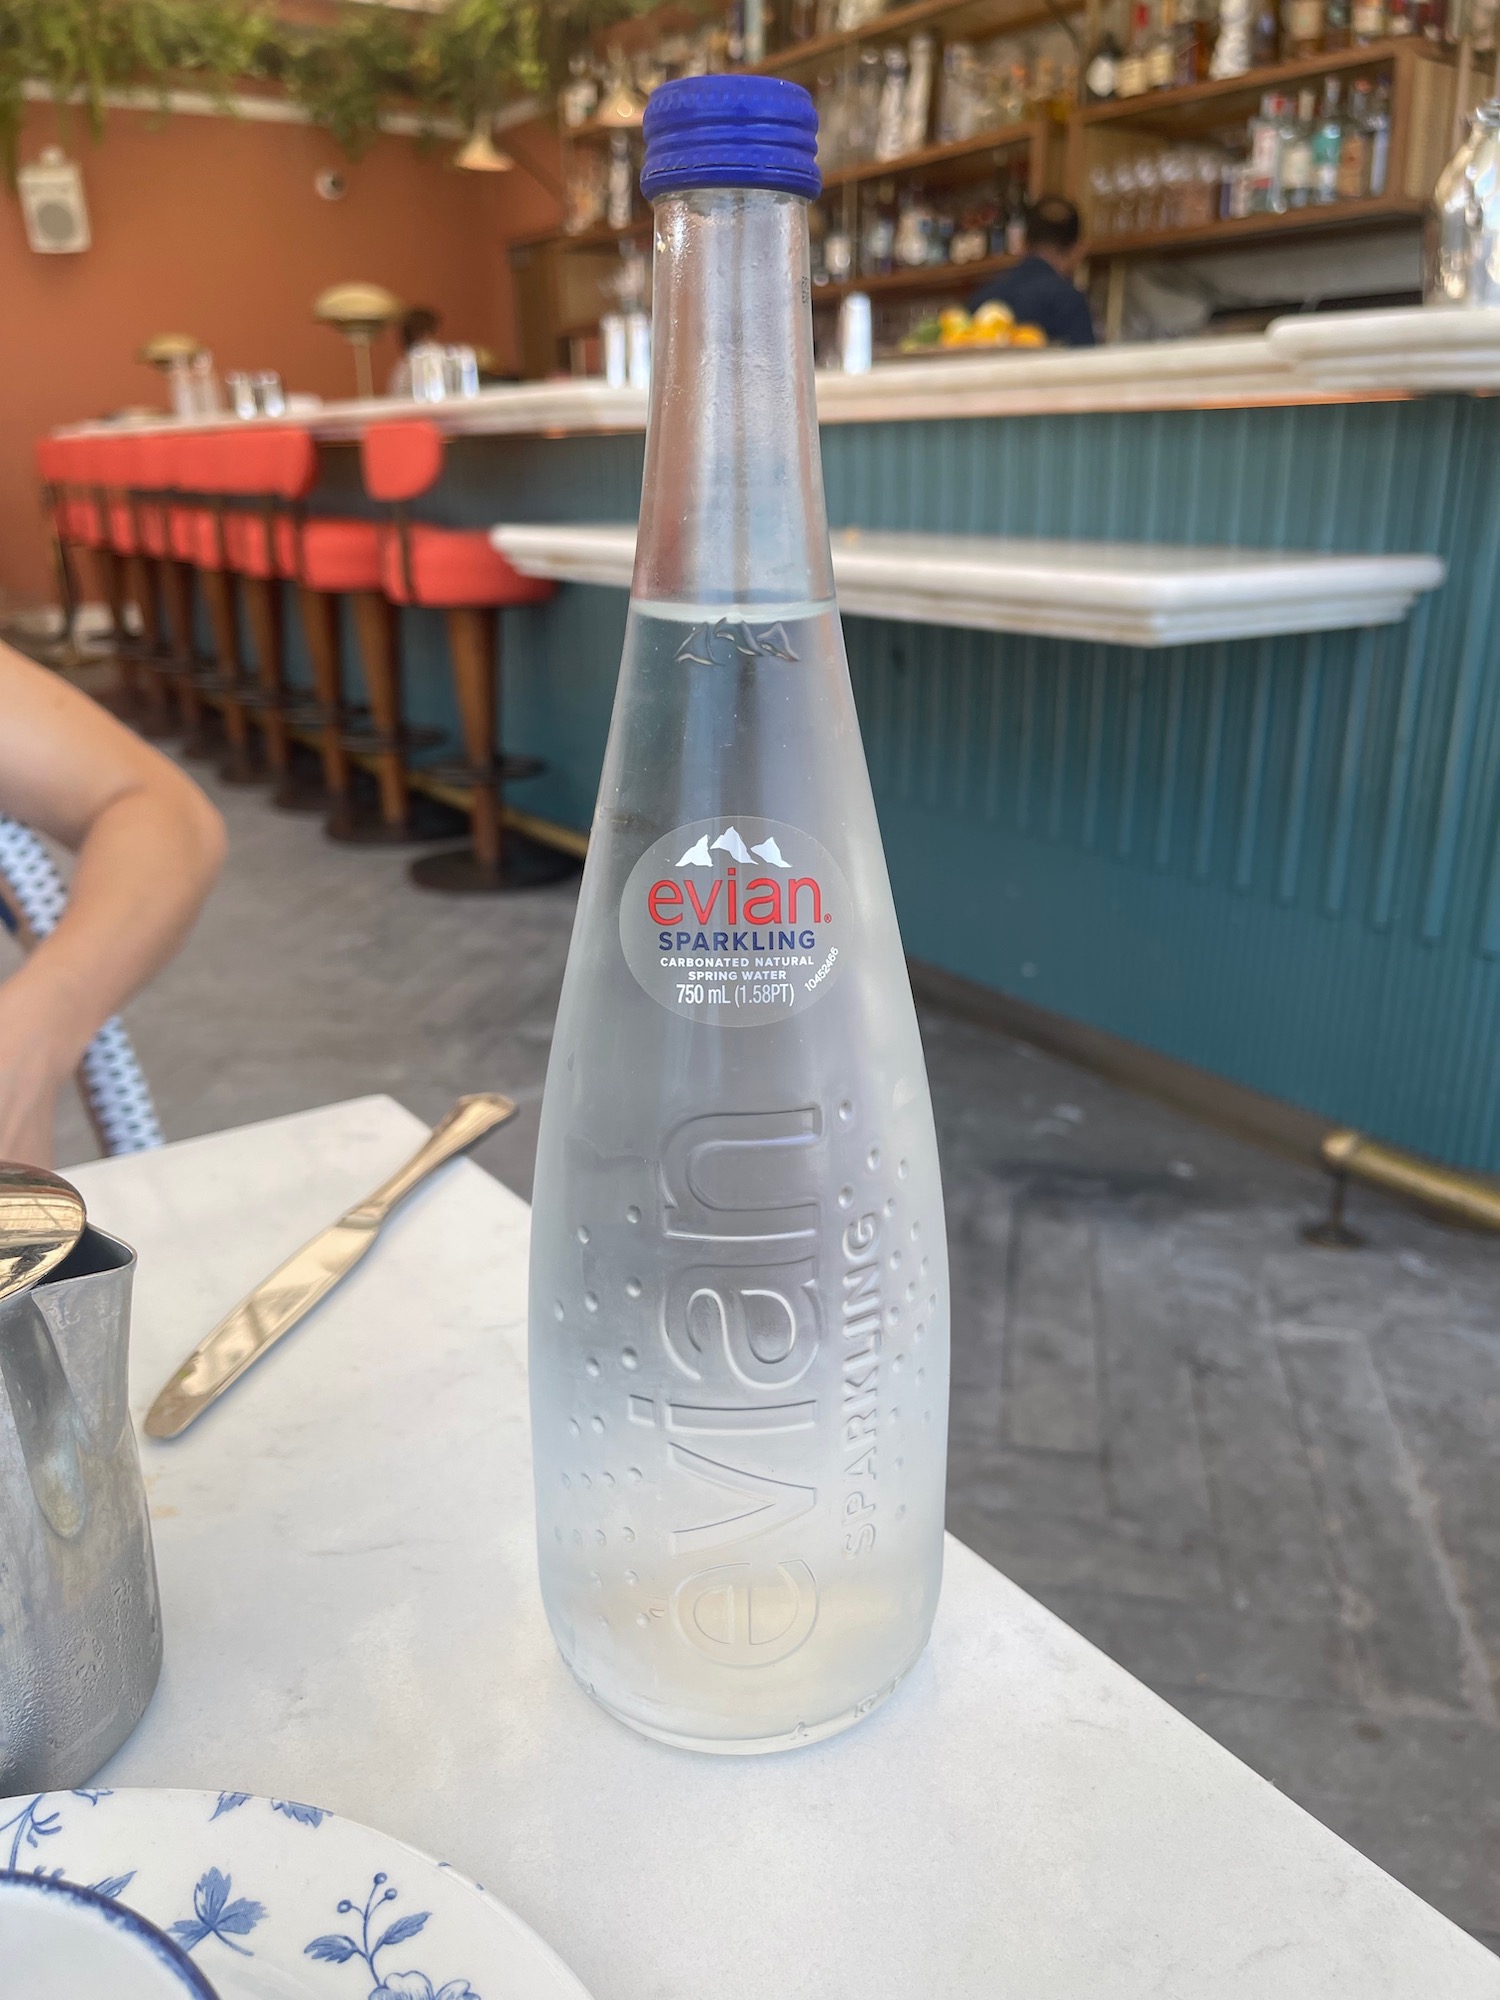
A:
969;196;1097;348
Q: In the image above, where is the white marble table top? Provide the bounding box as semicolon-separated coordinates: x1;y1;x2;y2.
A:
67;1097;1498;2000
491;521;1445;646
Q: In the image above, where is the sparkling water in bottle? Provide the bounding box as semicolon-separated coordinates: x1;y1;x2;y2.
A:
529;74;950;1754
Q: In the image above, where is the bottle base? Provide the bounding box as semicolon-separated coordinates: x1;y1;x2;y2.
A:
563;1652;920;1756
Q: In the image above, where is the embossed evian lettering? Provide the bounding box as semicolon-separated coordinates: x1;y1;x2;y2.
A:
654;1107;825;1665
840;1213;881;1556
667;1444;817;1550
671;1559;818;1667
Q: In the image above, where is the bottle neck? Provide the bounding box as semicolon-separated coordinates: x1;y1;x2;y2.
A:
633;186;835;612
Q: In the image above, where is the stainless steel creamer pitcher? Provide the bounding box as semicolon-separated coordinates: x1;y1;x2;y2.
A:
0;1224;162;1791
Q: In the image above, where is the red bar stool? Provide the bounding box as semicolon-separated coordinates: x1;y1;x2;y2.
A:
361;420;575;893
111;432;179;736
230;426;454;843
137;432;216;757
171;430;265;784
93;431;175;737
216;428;319;808
32;435;92;658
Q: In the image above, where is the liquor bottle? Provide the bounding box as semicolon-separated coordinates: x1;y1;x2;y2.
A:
860;177;896;273
1339;77;1374;191
606;132;634;230
874;43;908;160
1118;0;1152;92
1312;74;1345;199
1351;0;1386;38
1281;87;1317;203
1366;74;1392;191
1251;0;1281;62
1181;0;1215;81
1324;0;1352;44
1005;165;1029;252
1386;0;1415;28
1247;91;1287;210
1283;0;1325;53
1085;2;1125;98
1147;0;1179;89
529;73;951;1754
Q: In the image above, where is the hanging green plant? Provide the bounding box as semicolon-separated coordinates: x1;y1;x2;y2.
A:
0;0;669;189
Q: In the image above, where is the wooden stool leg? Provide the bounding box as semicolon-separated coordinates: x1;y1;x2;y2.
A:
201;566;260;781
446;605;500;869
297;586;353;809
351;590;409;832
125;556;175;736
242;577;289;778
161;559;211;756
90;547;141;710
408;604;576;894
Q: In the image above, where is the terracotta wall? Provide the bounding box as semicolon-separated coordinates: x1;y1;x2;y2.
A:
0;101;563;605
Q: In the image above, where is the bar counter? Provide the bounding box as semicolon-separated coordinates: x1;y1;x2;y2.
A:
64;308;1500;1172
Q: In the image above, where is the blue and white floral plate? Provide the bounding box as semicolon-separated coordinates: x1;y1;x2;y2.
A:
0;1789;593;2000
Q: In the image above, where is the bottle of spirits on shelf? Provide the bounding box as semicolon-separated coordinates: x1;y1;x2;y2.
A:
1118;0;1152;93
1366;75;1392;192
1247;91;1288;211
532;72;951;1757
860;178;897;274
1283;0;1325;54
1180;0;1213;82
900;34;936;152
1251;0;1281;65
894;180;934;265
1351;0;1386;38
1005;166;1029;252
1281;87;1317;204
1386;0;1415;29
1324;0;1352;43
1211;0;1253;75
874;44;908;161
607;133;635;230
1085;3;1125;97
1312;75;1345;200
1339;77;1374;192
1147;0;1180;89
561;53;600;130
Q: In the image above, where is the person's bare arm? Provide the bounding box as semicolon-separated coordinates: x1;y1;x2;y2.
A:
0;643;225;1164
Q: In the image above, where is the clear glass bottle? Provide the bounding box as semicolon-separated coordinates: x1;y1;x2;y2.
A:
1283;0;1326;53
1312;75;1345;201
1281;87;1317;204
1426;100;1500;303
529;73;951;1757
1351;0;1386;40
1338;78;1373;193
1247;91;1287;210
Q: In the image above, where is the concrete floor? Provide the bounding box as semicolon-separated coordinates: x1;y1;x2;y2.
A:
21;756;1500;1955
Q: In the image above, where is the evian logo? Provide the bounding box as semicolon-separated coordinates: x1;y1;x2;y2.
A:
619;813;851;1026
648;823;828;940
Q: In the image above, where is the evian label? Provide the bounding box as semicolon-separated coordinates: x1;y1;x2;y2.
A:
620;814;850;1027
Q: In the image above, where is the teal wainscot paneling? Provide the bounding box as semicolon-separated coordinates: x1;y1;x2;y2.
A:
382;397;1500;1173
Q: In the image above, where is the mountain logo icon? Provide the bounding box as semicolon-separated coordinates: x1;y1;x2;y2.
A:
675;827;792;869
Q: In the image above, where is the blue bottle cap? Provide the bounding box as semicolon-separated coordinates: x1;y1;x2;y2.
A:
640;75;820;203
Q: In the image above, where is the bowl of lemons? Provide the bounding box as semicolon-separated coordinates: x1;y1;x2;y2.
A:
898;302;1047;355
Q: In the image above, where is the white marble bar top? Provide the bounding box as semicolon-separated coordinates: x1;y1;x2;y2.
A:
71;1097;1500;2000
56;308;1500;446
1267;304;1500;390
491;521;1446;646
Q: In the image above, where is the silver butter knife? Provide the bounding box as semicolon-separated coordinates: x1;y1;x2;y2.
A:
145;1093;516;1440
